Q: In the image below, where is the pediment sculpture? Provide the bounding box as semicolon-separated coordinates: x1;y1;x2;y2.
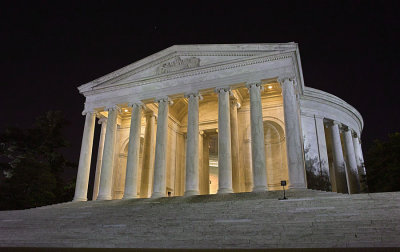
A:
156;56;200;75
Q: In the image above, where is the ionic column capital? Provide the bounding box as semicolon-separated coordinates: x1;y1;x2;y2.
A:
277;76;296;85
245;81;263;90
326;120;341;128
230;97;241;109
98;117;107;125
341;125;350;132
215;87;231;94
351;131;359;138
278;76;298;92
154;96;173;105
184;92;203;100
144;109;156;118
105;105;121;113
81;110;97;116
127;101;144;109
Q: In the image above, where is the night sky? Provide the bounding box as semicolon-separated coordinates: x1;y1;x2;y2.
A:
1;1;399;169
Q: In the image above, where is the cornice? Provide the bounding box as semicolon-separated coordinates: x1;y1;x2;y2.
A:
81;51;295;96
301;87;364;130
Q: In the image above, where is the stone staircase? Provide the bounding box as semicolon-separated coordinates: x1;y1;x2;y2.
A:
0;190;399;248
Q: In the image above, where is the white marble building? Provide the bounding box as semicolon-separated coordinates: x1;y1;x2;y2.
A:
73;43;366;201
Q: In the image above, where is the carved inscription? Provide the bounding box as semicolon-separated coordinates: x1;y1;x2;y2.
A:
156;56;200;75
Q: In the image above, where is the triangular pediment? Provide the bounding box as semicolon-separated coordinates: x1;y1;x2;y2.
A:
78;43;298;93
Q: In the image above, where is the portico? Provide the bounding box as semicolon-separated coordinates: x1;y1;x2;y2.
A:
73;43;366;201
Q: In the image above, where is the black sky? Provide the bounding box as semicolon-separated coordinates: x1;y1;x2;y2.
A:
1;0;399;165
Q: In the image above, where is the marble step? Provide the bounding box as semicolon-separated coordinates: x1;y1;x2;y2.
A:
1;190;399;248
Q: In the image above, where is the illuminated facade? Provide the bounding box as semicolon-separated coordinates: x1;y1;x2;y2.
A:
73;43;366;201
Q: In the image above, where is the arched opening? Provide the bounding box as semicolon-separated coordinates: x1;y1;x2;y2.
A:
263;121;289;190
112;137;144;199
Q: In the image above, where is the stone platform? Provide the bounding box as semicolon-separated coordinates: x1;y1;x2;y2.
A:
0;190;399;248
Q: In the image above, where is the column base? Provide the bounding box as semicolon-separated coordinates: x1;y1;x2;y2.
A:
252;186;267;192
72;197;87;202
96;195;113;201
151;192;165;198
122;194;139;200
184;190;199;196
217;188;233;194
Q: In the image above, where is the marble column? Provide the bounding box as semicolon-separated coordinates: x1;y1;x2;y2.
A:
216;87;233;194
201;133;210;194
328;121;348;193
140;110;156;198
123;103;143;199
315;117;330;183
73;111;96;202
343;127;361;194
352;132;368;192
152;97;171;198
230;98;241;193
97;106;119;200
92;117;107;200
265;124;273;187
184;93;200;196
279;77;307;189
198;131;204;194
247;82;268;192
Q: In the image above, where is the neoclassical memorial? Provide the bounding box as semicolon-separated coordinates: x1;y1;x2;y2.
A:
73;43;367;202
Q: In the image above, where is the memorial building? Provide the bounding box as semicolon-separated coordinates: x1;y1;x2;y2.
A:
73;43;366;201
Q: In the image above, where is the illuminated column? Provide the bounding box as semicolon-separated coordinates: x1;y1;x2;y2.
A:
247;82;267;192
184;93;200;196
123;103;143;199
73;111;96;202
230;97;241;193
92;117;107;200
97;106;119;200
279;77;307;189
140;110;156;198
201;133;210;194
198;131;204;194
343;127;361;194
328;121;348;193
152;97;171;198
216;87;233;194
352;132;367;192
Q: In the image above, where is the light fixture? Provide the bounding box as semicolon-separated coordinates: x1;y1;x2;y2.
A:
268;85;273;89
124;109;128;112
279;180;288;200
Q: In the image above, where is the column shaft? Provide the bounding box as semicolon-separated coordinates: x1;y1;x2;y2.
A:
140;111;156;198
344;129;361;194
198;132;204;194
353;134;368;192
184;94;200;196
123;103;143;199
216;88;233;194
315;117;330;183
73;112;96;201
279;78;307;189
92;117;107;200
329;122;348;193
200;134;210;194
247;82;267;192
152;98;170;198
230;99;241;193
97;107;119;200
